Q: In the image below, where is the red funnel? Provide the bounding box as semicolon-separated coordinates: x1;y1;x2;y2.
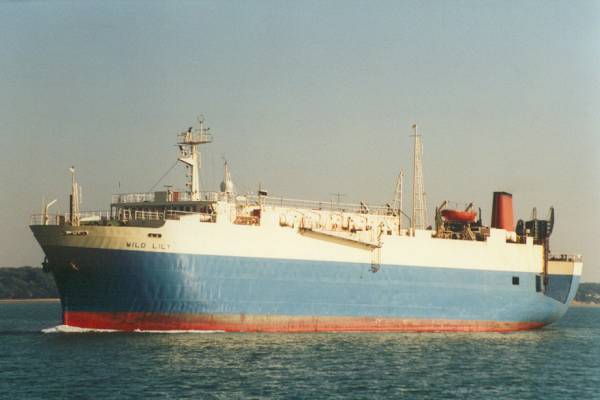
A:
491;192;514;231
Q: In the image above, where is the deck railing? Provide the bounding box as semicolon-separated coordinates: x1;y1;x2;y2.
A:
133;210;162;221
30;209;216;226
112;192;155;204
550;254;583;262
111;190;221;204
110;191;396;216
30;211;112;226
129;209;212;221
246;195;394;215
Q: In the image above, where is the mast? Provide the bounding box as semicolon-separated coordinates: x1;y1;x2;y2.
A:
393;170;404;229
177;115;212;201
69;166;80;226
411;124;426;230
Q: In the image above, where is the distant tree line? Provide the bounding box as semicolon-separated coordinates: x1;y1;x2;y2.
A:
575;282;600;304
0;267;58;299
0;266;599;302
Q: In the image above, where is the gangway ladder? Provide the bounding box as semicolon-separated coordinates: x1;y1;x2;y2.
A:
370;223;385;273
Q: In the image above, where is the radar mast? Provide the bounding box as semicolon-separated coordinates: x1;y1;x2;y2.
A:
177;115;212;201
411;124;427;230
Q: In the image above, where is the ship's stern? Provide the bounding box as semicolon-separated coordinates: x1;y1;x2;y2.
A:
545;256;583;305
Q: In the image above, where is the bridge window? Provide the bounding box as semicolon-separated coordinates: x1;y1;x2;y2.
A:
512;276;520;285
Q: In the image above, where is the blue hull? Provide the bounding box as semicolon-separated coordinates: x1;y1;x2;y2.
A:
42;246;579;331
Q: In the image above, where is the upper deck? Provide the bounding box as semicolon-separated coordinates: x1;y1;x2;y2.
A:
32;191;401;226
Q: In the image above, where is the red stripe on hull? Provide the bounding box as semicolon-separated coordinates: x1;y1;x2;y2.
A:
64;312;544;333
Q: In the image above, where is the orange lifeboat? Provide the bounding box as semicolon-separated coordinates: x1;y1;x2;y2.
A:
441;209;477;223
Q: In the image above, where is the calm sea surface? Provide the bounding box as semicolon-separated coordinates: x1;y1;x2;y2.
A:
1;303;599;399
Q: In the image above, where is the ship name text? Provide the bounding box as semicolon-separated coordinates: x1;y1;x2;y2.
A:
126;241;171;250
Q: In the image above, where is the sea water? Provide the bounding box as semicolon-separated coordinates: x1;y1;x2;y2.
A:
1;302;599;399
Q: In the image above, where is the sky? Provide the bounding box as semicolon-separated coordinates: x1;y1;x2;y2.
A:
0;1;599;281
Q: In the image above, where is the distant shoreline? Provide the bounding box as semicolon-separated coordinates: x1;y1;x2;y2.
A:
0;298;60;304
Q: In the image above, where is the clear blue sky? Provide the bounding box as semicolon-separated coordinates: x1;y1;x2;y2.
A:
1;1;599;280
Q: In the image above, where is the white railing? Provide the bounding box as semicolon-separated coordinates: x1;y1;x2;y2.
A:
178;131;213;144
111;191;221;204
550;254;583;262
30;214;52;225
164;210;215;221
111;192;156;204
133;210;162;221
30;209;217;225
131;210;214;221
245;195;393;215
30;211;112;226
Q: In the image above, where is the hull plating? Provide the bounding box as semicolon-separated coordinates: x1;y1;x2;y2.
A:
44;246;579;332
64;311;544;332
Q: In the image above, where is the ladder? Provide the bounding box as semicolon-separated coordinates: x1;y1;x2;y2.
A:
370;224;385;273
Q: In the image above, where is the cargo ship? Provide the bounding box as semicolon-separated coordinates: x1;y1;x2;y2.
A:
30;117;582;332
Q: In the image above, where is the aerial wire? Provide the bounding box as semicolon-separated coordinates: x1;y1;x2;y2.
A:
148;160;179;192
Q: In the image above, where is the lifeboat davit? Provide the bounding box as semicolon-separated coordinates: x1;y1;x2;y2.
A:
441;209;477;223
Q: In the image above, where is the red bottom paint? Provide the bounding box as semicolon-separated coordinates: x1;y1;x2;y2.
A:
64;312;544;333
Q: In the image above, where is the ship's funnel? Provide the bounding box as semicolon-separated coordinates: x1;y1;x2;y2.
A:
491;191;514;231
